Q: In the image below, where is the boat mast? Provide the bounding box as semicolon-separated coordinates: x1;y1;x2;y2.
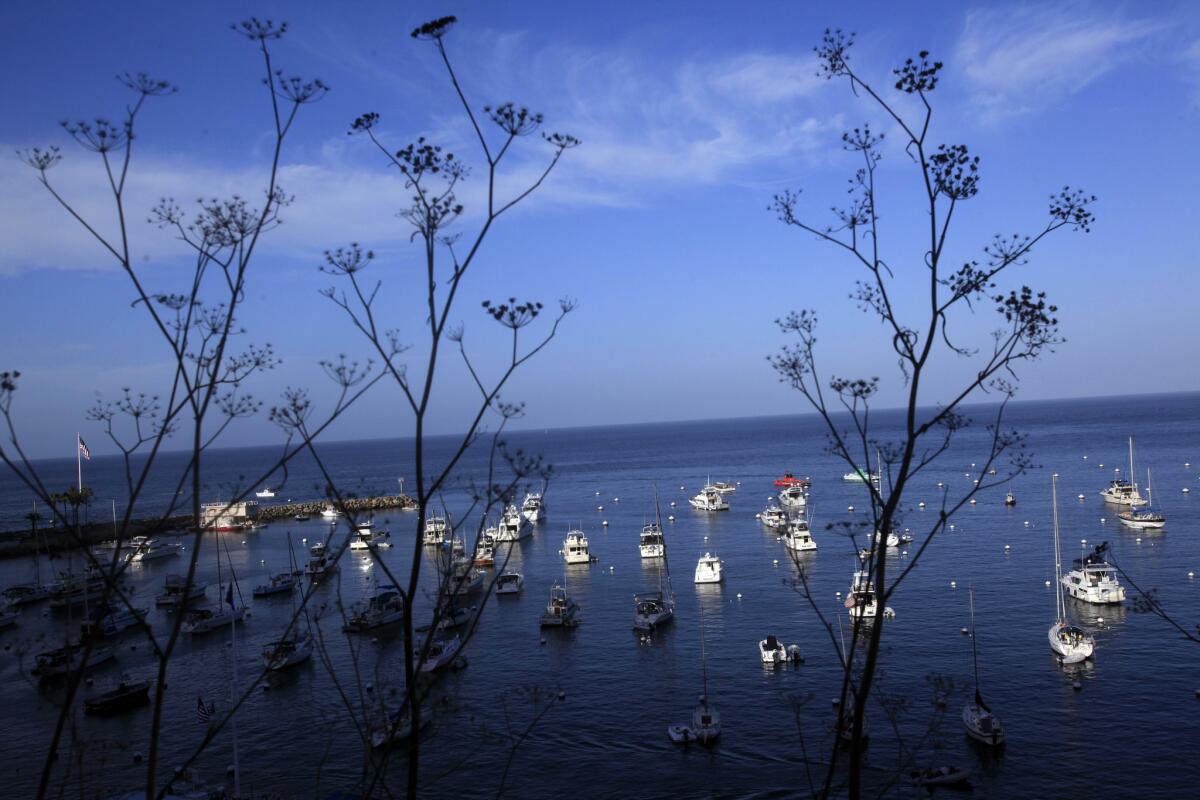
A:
698;599;708;701
222;538;240;796
1052;476;1065;625
968;587;985;708
654;487;673;604
1128;436;1137;494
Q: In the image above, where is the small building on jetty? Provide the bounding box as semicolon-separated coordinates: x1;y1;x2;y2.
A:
200;500;259;532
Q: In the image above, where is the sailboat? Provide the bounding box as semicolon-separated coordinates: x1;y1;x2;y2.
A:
263;537;313;670
1099;437;1147;506
962;588;1004;746
633;492;675;631
1117;468;1166;529
182;542;246;635
668;603;720;744
3;502;50;606
1049;476;1096;664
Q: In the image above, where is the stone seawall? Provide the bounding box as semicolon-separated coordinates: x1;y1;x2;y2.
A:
0;494;416;559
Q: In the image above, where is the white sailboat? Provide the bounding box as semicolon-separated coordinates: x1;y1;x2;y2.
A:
1117;468;1166;529
962;588;1005;746
1049;476;1096;664
633;494;675;631
668;603;720;744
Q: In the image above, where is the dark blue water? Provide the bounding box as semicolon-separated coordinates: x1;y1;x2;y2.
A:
1;392;1198;798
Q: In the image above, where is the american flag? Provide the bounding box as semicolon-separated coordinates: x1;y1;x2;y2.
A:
196;696;214;724
77;436;90;461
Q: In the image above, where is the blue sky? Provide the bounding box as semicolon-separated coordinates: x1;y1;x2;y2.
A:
2;1;1198;458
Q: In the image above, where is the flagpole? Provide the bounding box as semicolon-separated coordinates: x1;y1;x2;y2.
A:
76;432;82;493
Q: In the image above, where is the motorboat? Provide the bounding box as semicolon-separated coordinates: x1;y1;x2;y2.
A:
443;558;485;597
350;529;392;551
47;571;111;608
128;539;181;563
521;492;545;523
1117;468;1165;528
413;633;462;673
294;514;310;522
33;643;115;677
320;506;342;520
694;553;723;584
962;589;1004;747
639;522;665;558
255;487;276;499
155;574;208;608
842;466;875;483
263;629;313;670
1061;542;1126;604
1004;492;1016;506
343;585;405;632
759;503;787;530
560;530;593;564
252;571;297;597
712;481;737;494
539;583;580;627
632;591;674;631
304;541;338;580
181;601;246;634
355;518;374;531
759;634;787;665
1049;476;1096;664
1100;437;1148;506
874;530;900;548
689;484;729;512
668;695;721;745
784;518;817;552
494;505;530;542
778;484;807;511
773;472;810;488
423;515;449;546
847;569;894;621
495;571;524;595
83;604;147;638
473;536;495;566
84;677;151;714
416;603;472;633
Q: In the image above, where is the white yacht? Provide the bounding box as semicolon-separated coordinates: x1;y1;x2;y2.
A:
784;518;817;552
521;492;545;523
128;539;181;563
443;561;484;597
1049;477;1096;664
694;553;723;584
1117;468;1165;529
847;568;894;621
263;629;313;670
423;515;450;546
560;530;593;565
473;536;495;566
304;541;338;580
962;589;1004;747
494;505;531;542
344;585;405;632
670;605;720;744
320;506;342;520
414;634;461;673
255;487;276;499
778;484;807;511
350;529;392;551
689;484;729;512
155;574;208;607
369;705;431;749
1061;542;1126;604
539;582;580;627
639;522;665;558
253;571;296;597
712;481;737;494
842;466;876;483
1099;437;1147;506
759;504;787;530
495;571;524;595
759;634;787;665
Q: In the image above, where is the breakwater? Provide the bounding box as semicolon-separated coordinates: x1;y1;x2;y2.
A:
0;494;416;558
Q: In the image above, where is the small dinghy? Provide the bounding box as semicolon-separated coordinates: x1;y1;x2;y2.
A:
759;634;787;665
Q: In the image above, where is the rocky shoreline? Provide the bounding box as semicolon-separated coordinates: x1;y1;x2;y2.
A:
0;494;416;559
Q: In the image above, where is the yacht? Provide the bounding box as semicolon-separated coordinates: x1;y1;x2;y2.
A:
414;633;462;673
443;559;484;597
842;466;875;483
423;515;449;546
962;589;1004;746
1061;542;1126;604
759;504;787;530
494;505;531;542
263;629;313;670
495;571;524;595
1117;468;1165;529
320;506;342;520
33;643;116;677
253;571;297;597
694;553;723;584
778;484;807;511
773;472;809;489
847;568;894;621
128;539;181;563
639;522;665;558
304;541;338;580
1100;437;1148;506
417;603;471;633
539;582;580;627
712;481;737;494
521;492;545;523
255;487;276;499
759;634;787;665
689;484;729;512
1049;477;1096;664
343;585;405;632
560;530;593;564
473;536;495;566
155;574;207;607
47;570;112;608
84;677;151;714
84;604;147;638
181;600;246;634
784;518;817;552
350;529;392;551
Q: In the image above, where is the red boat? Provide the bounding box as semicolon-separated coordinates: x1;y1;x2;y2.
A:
774;472;811;488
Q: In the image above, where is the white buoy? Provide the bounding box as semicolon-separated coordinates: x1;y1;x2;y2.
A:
668;515;675;522
773;559;779;566
755;513;762;519
950;580;957;588
836;591;842;597
597;506;603;511
704;535;709;541
610;566;614;573
670;501;676;507
961;627;969;635
595;491;600;496
1073;681;1082;691
1096;617;1104;624
848;505;855;512
918;501;926;508
540;637;546;645
1024;521;1031;527
614;497;619;502
1189;572;1195;579
679;485;685;491
937;482;944;488
602;520;609;527
1052;472;1059;478
1186;463;1192;468
1078;494;1085;500
901;550;908;556
1004;544;1011;550
1136;537;1142;543
949;524;955;530
736;593;743;600
1099;464;1104;468
1045;580;1051;586
970;499;977;505
1081;539;1088;545
1184;488;1191;494
558;690;566;700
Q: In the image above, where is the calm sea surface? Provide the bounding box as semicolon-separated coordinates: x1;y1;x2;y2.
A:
1;392;1198;799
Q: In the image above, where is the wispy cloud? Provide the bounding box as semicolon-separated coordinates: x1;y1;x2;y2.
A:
955;4;1164;120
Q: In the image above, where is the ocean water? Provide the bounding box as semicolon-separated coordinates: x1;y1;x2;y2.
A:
0;392;1198;798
